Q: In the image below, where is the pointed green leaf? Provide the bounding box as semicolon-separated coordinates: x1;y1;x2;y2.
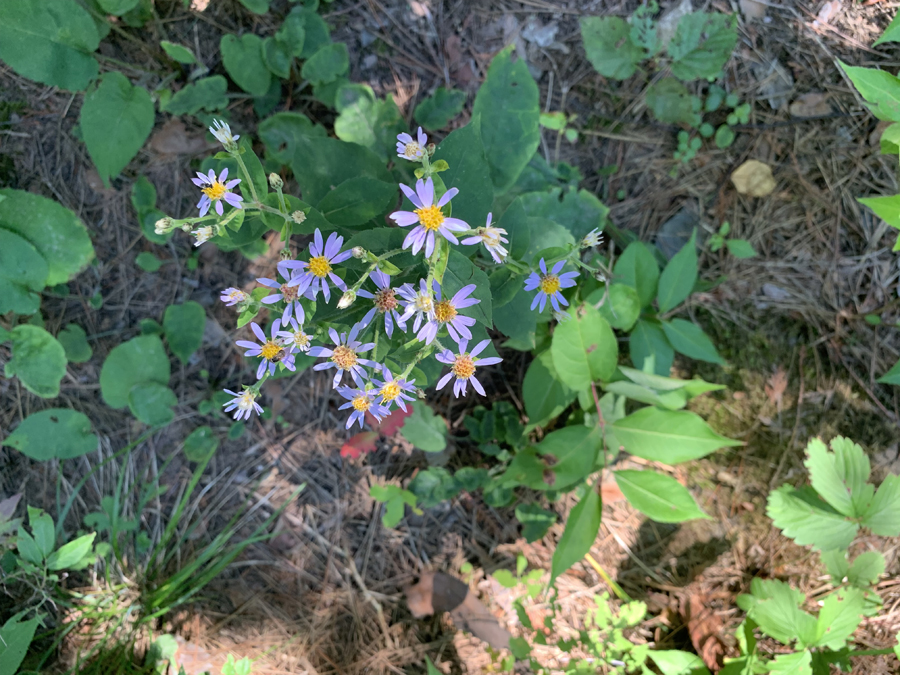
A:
766;485;859;551
840;62;900;122
725;238;757;258
804;437;873;518
550;484;602;582
629;320;674;376
861;474;900;537
551;305;617;390
767;651;811;675
16;528;43;565
523;350;577;425
0;613;42;675
46;532;95;571
877;357;900;384
812;588;864;649
160;40;196;64
858;194;900;229
442;251;492;327
657;230;698;313
536;426;602;490
614;470;710;522
317;177;397;228
432;121;494;230
847;551;886;587
614;241;659;307
28;506;55;557
611;407;741;464
661;318;724;365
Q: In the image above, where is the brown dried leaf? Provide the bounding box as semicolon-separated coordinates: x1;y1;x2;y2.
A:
789;92;831;118
731;160;776;197
765;367;788;410
683;594;727;671
739;0;766;20
450;591;512;651
149;118;210;156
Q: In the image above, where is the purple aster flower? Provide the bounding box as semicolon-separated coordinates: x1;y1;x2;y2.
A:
417;280;479;345
390;178;468;257
357;269;407;338
370;365;417;412
257;260;306;324
192;168;243;217
307;323;378;389
209;119;239;147
337;387;390;429
524;259;580;312
461;213;509;264
396;127;427;161
222;387;263;421
397;279;435;333
235;321;296;380
436;339;502;398
276;318;312;353
291;229;352;303
220;287;249;307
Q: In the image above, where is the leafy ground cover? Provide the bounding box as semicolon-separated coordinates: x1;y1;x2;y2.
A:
2;0;900;674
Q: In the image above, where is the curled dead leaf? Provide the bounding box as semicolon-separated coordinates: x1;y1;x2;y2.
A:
788;92;831;118
404;572;511;650
765;367;788;410
682;594;727;670
731;160;775;197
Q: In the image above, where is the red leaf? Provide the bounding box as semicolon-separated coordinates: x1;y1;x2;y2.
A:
368;405;412;437
340;432;378;459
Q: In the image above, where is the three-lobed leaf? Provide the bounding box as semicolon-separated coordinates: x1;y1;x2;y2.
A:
667;12;738;81
766;485;859;551
804;436;873;518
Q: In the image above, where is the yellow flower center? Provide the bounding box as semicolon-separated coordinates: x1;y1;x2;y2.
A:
308;255;332;278
414;204;445;231
238;392;256;410
434;300;457;324
331;345;358;370
539;274;561;295
280;283;299;302
452;355;476;380
228;290;246;302
483;231;502;246
415;293;434;312
293;332;309;347
260;340;282;360
352;394;371;412
202;181;227;201
374;288;398;312
403;142;421;158
380;382;401;401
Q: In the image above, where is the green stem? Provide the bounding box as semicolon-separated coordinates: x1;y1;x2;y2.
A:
234;152;260;204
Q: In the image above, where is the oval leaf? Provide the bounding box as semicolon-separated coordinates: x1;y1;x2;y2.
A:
660;318;724;365
614;470;710;523
220;33;271;97
551;305;618;390
100;335;171;409
611;407;741;464
4;325;67;398
3;409;97;461
163;301;206;364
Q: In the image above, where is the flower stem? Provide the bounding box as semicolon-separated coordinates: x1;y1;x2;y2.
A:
233;152;260;204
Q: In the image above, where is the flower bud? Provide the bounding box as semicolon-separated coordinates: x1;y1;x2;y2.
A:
580;228;603;249
181;223;193;233
268;173;284;190
280;248;293;261
351;246;367;259
154;217;173;235
426;143;436;156
291;210;307;224
416;387;427;400
337;290;356;309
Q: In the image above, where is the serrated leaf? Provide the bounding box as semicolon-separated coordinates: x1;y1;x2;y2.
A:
657;229;698;313
861;474;900;537
766;485;858;551
161;76;228;116
611;407;741;464
647;650;710;675
847;551;885;587
660;318;724;365
767;651;811;675
813;588;864;649
805;436;873;518
399;402;447;452
667;13;737;81
614;470;710;522
580;16;645;80
743;579;816;646
646;77;697;125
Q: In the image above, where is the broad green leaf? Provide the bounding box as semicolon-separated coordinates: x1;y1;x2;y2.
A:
657;229;698;313
612;407;741;464
0;613;41;675
516;187;608;243
493;289;538;350
46;532;96;571
221;34;271;97
276;11;307;57
370;484;419;527
629;320;674;376
767;651;811;675
493;569;518;589
259;111;326;164
100;335;171;409
442;251;492;327
603;381;687;410
0;189;94;285
57;324;92;363
726;239;757;258
27;506;55;557
317;177;397;227
499;196;530;259
472;45;541;194
647;650;711;675
614;470;710;522
536;426;602;490
432;121;494;230
334;84;405;161
161;76;228;116
160;40;195;64
408;467;460;508
291;7;330;59
400;402;447;452
861;474;900;536
550;484;602;582
580;16;644;80
847;551;886;587
550;305;617;390
0;278;41;315
0;0;99;91
877;357;900;384
97;0;139;14
667;13;738;81
262;36;293;78
523;217;575;264
415;87;467;129
16;528;43;565
288;136;392;205
523;350;577;425
515;504;557;543
0;228;48;292
80;72;154;185
646;77;697;125
812;588;864;649
614;241;659;307
135;252;162;272
766;485;859;551
489;267;522;310
858;194;900;229
740;579;815;646
805;437;872;518
301;42;349;85
183;426;219;462
661;318;724;365
237;0;269;14
839;62;900;122
4;325;67;398
128;382;177;427
595;284;640;331
3;409;97;461
163;301;205;364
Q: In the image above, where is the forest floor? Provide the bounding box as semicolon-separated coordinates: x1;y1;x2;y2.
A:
2;0;900;673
